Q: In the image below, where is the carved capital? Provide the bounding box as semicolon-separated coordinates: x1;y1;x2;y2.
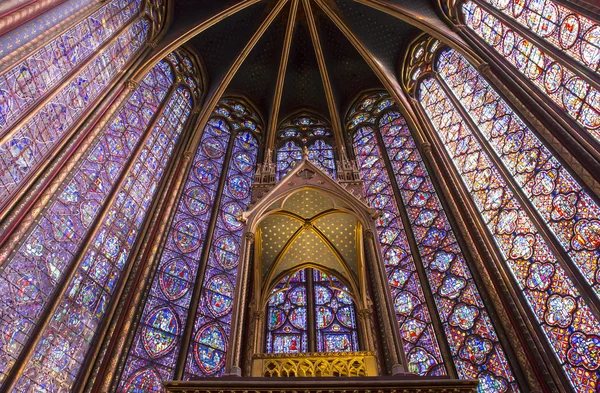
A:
125;80;138;90
357;308;373;319
245;232;255;243
183;151;193;161
452;24;467;33
477;62;491;75
365;229;376;240
147;40;158;49
420;142;432;155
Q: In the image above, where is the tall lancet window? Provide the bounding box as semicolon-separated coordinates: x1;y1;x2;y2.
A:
350;93;518;391
0;50;200;392
265;268;359;354
276;114;336;180
117;99;260;390
459;1;600;143
0;0;151;211
415;41;600;392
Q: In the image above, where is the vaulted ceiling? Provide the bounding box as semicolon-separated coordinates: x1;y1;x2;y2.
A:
159;0;458;143
258;189;360;287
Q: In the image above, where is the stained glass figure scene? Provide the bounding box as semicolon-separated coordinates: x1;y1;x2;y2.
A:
350;93;518;391
118;98;260;391
276;114;336;179
266;268;359;354
418;46;600;393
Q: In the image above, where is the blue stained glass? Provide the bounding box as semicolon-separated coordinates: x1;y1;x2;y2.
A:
118;100;260;391
184;130;258;379
266;270;309;354
276;114;336;180
0;60;172;387
313;270;359;353
0;11;149;210
13;85;192;392
352;123;446;376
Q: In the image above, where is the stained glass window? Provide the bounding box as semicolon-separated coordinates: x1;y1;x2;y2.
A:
0;0;148;210
266;270;309;354
0;57;176;388
375;101;517;390
184;129;258;378
418;71;600;392
0;0;95;61
352;124;446;376
265;268;359;354
117;100;260;389
437;48;600;299
276;114;336;179
277;140;303;180
472;0;600;72
462;1;600;143
14;85;193;393
313;270;359;353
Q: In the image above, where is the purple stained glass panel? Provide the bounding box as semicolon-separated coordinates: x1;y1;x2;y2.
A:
183;130;258;379
313;270;359;353
463;2;600;142
376;103;518;391
0;0;142;137
266;270;309;354
117;115;233;391
0;60;172;387
13;86;192;392
0;17;149;208
352;125;446;376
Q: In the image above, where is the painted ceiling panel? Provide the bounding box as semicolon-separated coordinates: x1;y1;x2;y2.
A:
259;215;303;276
274;229;343;280
283;189;334;218
313;212;358;273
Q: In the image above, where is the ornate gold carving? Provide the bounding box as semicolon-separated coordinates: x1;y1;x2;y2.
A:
125;80;138;90
251;352;378;377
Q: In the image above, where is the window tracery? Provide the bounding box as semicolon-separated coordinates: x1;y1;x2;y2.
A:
0;0;149;210
117;99;260;389
472;0;600;72
0;50;198;391
351;115;446;376
413;42;600;392
461;1;600;144
265;268;359;354
350;93;518;390
276;114;335;180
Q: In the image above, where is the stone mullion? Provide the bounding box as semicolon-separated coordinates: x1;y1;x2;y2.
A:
0;15;151;227
435;71;600;319
364;229;407;375
306;267;317;353
173;127;238;379
371;118;458;379
0;0;69;36
81;94;201;393
226;231;256;376
1;81;178;392
408;96;547;393
417;74;571;391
